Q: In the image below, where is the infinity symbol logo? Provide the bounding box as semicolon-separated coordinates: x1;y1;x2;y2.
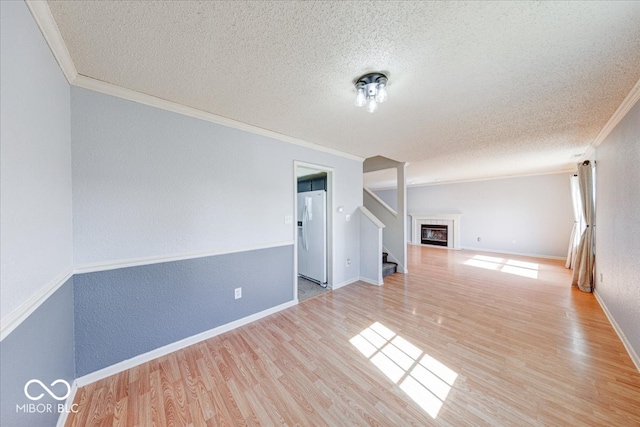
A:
24;379;71;401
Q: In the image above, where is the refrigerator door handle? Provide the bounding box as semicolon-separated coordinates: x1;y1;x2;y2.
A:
302;205;309;250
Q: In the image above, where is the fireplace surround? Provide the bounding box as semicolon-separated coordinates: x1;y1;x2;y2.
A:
410;213;462;249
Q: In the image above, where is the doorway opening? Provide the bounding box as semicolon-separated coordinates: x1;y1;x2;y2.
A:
294;162;333;302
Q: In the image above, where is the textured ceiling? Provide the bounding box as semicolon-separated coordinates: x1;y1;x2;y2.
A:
47;1;640;188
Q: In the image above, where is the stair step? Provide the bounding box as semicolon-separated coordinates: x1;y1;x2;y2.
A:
382;261;397;278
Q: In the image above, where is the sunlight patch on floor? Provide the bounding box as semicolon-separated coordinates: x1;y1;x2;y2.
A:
464;255;539;279
350;322;457;418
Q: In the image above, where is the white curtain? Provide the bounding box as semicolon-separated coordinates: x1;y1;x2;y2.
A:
572;161;595;292
565;174;583;268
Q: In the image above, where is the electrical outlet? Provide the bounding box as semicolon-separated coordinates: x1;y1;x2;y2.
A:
477;237;481;242
346;258;351;267
284;215;293;224
600;273;603;283
234;288;242;299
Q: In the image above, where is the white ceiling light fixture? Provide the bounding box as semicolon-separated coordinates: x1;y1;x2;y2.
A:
354;72;389;113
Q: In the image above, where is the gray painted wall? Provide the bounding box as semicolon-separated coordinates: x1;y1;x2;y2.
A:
74;244;293;376
71;87;362;287
0;0;73;319
359;210;383;284
377;173;573;258
363;158;408;273
1;3;75;425
594;100;640;362
0;279;75;427
2;1;363;415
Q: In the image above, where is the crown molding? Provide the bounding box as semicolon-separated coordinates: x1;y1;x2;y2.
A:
369;168;576;191
24;2;362;162
580;76;640;162
25;0;78;83
73;75;363;162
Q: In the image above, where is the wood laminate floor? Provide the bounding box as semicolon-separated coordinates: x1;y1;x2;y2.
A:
66;246;640;426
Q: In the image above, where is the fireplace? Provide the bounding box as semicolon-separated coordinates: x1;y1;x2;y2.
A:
410;213;462;250
421;224;448;247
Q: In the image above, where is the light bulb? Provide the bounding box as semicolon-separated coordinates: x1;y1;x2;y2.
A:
366;96;378;113
354;87;366;107
375;82;388;103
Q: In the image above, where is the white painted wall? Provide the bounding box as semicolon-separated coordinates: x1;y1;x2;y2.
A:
363;159;408;273
594;99;640;366
0;1;73;318
377;173;573;258
359;207;383;285
71;87;362;287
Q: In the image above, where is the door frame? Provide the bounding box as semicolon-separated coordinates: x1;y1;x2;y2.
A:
293;161;334;302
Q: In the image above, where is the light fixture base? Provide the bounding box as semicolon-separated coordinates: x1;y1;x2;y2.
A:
353;72;389;112
354;72;388;86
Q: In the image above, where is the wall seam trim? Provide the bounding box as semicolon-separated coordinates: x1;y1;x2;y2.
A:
1;268;73;341
74;241;294;274
593;289;640;373
1;241;294;341
74;300;298;387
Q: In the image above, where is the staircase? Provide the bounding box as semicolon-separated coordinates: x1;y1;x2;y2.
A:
382;252;397;278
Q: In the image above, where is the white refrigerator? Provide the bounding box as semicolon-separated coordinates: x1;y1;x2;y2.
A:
297;190;327;286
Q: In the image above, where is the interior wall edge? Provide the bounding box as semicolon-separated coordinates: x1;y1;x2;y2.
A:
0;268;73;342
594;290;640;373
0;279;75;427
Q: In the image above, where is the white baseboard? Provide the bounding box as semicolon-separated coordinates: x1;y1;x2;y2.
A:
459;246;565;260
56;379;78;427
593;290;640;373
359;277;384;286
75;299;297;387
332;277;360;290
408;242;461;251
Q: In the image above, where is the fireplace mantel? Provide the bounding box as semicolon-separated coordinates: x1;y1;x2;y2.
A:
409;213;462;250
